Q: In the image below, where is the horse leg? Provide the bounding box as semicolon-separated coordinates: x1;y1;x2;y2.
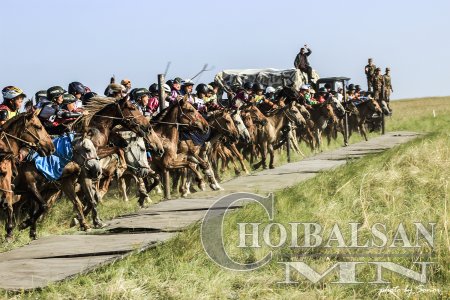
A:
3;191;14;241
268;143;275;169
118;175;129;202
230;143;249;175
60;177;90;231
179;167;188;198
137;177;150;207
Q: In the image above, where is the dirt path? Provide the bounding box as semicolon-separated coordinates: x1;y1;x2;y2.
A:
0;131;420;291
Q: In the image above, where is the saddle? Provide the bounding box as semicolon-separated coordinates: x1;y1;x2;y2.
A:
28;134;74;181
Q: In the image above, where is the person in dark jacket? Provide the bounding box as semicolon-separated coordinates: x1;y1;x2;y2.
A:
294;44;313;83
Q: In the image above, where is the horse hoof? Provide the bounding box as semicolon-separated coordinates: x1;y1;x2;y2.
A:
94;222;106;229
269;165;275;169
262;166;268;170
70;218;79;228
199;182;206;191
29;233;37;240
5;235;14;243
81;223;91;231
210;183;221;191
181;193;188;198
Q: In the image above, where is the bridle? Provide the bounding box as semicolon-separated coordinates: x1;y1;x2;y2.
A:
0;120;48;156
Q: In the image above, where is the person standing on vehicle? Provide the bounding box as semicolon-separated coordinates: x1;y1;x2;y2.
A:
294;44;313;83
365;58;377;92
372;68;384;103
383;67;393;112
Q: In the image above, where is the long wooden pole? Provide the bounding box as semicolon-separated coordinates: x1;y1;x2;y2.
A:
158;74;166;111
343;80;349;146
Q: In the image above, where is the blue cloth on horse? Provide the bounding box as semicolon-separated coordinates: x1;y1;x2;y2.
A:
352;97;370;106
179;128;211;146
31;133;74;181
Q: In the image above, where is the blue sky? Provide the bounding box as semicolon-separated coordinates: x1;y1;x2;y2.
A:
1;0;449;100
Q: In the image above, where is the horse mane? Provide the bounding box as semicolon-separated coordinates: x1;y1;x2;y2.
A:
81;96;117;126
205;109;225;121
1;112;28;131
152;104;175;123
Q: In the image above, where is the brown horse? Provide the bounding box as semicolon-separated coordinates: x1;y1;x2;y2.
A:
347;98;382;141
150;97;210;199
15;133;101;239
0;112;55;240
253;101;306;169
301;102;337;152
176;109;240;196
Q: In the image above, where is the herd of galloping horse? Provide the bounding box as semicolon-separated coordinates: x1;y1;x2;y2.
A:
0;85;387;241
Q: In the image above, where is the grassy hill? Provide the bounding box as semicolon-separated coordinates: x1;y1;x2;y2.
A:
2;97;450;299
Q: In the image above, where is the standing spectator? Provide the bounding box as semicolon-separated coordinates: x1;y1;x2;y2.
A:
364;58;377;92
294;44;313;83
372;68;385;103
383;67;393;112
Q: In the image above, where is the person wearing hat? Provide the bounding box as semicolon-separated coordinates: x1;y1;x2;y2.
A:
372;68;384;103
35;90;50;108
0;86;27;120
383;68;393;112
133;88;152;117
38;86;82;135
181;79;195;103
104;83;127;99
167;77;183;104
294;44;313;84
297;84;310;106
68;82;86;109
121;79;132;95
317;87;328;104
347;84;357;100
364;58;377;92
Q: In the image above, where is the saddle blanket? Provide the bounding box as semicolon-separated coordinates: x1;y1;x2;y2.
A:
30;133;74;181
179;128;211;146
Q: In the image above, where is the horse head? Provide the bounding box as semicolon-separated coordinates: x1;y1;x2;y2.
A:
178;98;209;134
20;112;55;156
72;133;102;180
284;101;306;127
231;109;251;143
369;98;383;114
210;109;240;142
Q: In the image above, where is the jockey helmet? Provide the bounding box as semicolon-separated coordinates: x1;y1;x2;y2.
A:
318;87;327;94
163;84;171;93
46;86;66;101
68;82;86;96
149;83;159;94
243;82;253;91
347;84;355;91
182;79;194;87
62;94;77;105
134;88;150;101
35;90;47;101
265;86;276;94
252;83;264;92
2;86;27;100
196;84;209;95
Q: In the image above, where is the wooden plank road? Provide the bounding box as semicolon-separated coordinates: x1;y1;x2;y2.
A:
0;131;421;291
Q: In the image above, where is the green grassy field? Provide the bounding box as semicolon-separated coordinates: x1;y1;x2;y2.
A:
1;97;449;299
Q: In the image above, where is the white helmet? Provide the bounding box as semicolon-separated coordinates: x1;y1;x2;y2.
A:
163;84;171;93
265;86;276;94
2;86;27;100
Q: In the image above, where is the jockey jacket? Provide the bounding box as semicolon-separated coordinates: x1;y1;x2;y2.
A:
168;89;182;104
38;103;82;135
193;97;207;113
0;104;18;120
136;102;152;117
147;96;159;114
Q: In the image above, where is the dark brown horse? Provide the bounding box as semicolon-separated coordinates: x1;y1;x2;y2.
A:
149;97;210;198
15;133;101;239
347;98;382;141
0;112;55;240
